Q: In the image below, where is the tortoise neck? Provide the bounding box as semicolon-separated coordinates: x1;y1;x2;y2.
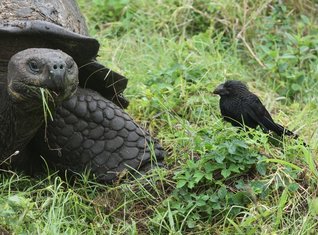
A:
0;85;44;161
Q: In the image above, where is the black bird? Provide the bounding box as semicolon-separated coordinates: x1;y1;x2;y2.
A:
213;80;296;137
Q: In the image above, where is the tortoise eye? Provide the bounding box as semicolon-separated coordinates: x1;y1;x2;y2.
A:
67;61;75;73
28;60;40;73
68;62;73;70
67;60;74;69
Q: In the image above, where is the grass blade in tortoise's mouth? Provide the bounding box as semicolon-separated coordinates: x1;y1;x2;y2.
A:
40;88;54;125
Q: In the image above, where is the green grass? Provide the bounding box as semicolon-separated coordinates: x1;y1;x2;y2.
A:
1;0;318;234
40;88;54;127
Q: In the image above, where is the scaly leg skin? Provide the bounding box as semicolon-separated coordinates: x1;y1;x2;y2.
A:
29;88;165;183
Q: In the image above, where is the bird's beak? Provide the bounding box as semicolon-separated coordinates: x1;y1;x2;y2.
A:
213;83;225;95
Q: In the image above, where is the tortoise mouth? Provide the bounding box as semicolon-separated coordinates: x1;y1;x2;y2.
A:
9;80;77;102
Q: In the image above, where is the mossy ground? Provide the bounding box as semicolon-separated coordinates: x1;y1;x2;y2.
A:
1;0;318;234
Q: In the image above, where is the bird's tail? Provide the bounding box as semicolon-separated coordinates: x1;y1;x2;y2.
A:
274;123;309;146
275;123;298;138
262;116;298;138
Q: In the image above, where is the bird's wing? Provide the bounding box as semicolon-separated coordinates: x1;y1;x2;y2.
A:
244;94;296;136
243;94;281;133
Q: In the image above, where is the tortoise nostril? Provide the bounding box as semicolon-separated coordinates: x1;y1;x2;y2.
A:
52;64;65;70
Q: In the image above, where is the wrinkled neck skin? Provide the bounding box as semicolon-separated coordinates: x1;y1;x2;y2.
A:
0;72;47;162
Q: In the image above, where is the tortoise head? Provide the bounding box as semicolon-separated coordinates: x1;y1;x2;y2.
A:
7;48;79;104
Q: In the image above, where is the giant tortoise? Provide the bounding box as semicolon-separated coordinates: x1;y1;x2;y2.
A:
0;0;165;183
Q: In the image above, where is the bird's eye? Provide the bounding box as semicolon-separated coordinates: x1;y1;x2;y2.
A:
28;60;40;73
